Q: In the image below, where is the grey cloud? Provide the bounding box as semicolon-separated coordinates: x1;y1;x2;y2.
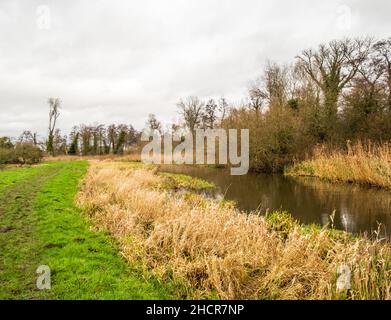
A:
0;0;390;137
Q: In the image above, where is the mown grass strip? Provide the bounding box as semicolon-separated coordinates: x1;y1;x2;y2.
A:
0;162;62;299
0;161;176;299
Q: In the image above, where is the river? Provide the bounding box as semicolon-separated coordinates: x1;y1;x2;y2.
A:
158;165;391;239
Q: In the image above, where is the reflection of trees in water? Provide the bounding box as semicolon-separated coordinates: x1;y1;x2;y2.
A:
340;205;355;233
158;165;391;237
290;177;391;237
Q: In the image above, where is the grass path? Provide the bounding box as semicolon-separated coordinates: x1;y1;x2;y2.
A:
0;164;61;298
0;161;175;299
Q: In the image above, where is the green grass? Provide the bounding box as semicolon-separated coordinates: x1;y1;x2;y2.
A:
0;161;176;299
158;172;215;191
265;210;357;242
0;164;50;192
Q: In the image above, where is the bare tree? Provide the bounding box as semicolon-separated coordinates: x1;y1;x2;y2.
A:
68;127;79;155
114;124;129;154
248;62;290;112
79;124;92;156
202;99;218;129
69;124;138;156
125;124;139;149
177;96;205;132
264;61;289;107
297;38;372;125
373;38;391;110
353;44;387;110
146;114;162;133
92;124;106;155
46;98;61;155
291;61;321;109
248;80;265;113
53;129;67;155
218;97;229;122
19;130;38;145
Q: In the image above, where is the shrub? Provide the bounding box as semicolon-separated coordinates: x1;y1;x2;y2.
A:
14;142;43;164
0;148;16;165
223;107;314;172
0;137;13;149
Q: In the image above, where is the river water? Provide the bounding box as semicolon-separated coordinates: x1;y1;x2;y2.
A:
158;165;391;238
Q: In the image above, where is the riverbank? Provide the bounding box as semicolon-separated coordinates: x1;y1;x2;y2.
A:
77;161;391;300
285;142;391;189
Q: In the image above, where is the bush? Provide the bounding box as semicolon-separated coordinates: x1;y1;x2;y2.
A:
0;137;13;149
223;107;314;172
14;143;43;164
0;148;16;165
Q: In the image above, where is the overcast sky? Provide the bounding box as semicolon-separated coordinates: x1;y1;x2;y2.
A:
0;0;390;138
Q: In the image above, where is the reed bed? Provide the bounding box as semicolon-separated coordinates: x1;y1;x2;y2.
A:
285;141;391;189
77;161;390;299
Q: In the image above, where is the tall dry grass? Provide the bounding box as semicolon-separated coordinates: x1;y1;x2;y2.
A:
285;141;391;189
77;161;390;299
44;152;141;162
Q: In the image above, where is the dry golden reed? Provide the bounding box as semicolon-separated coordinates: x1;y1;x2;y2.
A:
77;161;390;299
45;152;141;162
286;141;391;189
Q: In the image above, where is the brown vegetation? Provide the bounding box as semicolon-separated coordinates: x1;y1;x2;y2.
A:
286;141;391;189
77;161;391;299
223;37;391;172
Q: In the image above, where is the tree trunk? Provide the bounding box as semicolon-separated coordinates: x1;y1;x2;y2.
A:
46;133;54;156
323;89;340;137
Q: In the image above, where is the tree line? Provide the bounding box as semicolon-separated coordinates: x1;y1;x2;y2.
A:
1;37;390;170
222;37;391;172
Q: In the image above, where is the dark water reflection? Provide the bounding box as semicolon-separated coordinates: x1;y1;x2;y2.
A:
158;165;391;238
